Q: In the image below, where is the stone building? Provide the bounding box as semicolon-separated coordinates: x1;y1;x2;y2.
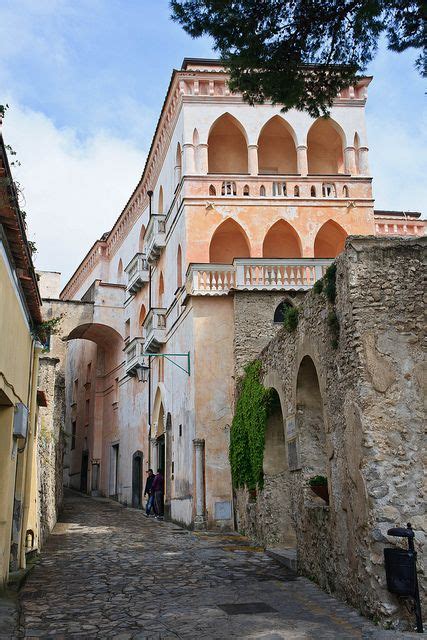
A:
0;127;43;588
55;58;424;532
233;235;425;629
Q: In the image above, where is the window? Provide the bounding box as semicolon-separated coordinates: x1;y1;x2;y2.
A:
273;301;293;324
179;424;182;437
71;421;76;450
243;184;250;196
343;185;349;197
209;184;216;196
260;185;266;197
221;181;236;196
310;185;316;197
322;183;336;198
294;185;300;197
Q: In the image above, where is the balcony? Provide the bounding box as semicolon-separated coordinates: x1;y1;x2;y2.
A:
144;215;166;264
124;337;145;377
124;253;149;294
186;259;333;296
143;308;167;353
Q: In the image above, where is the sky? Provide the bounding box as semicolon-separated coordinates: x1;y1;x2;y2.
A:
1;0;425;284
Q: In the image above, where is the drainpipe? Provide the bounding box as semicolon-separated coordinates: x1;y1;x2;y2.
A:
147;190;153;466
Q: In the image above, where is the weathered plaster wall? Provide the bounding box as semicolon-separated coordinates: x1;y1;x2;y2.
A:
233;236;425;629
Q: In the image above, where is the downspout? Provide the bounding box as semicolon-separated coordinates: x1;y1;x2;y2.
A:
147;190;153;467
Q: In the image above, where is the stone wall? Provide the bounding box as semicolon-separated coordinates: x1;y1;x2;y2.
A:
233;236;425;630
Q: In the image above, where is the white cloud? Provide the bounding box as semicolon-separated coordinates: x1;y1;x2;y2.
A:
2;101;146;285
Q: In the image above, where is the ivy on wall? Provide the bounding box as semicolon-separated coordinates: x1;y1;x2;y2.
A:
229;360;275;490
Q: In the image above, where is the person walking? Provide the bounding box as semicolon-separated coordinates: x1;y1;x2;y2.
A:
151;468;164;519
143;469;155;517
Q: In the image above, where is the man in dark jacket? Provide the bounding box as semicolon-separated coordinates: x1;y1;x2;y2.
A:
151;468;164;519
144;469;155;516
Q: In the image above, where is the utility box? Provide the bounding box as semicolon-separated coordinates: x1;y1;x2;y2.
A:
384;548;416;596
13;403;29;439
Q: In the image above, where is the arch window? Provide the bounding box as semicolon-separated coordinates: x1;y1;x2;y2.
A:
314;220;347;258
343;185;349;198
208;113;248;174
294;186;300;197
258;116;297;174
158;186;164;214
158;272;164;307
273;300;293;324
262;220;302;259
310;186;316;197
209;219;250;263
322;183;336;198
209;184;216;196
307;118;345;174
176;245;183;289
243;184;250;196
260;185;266;197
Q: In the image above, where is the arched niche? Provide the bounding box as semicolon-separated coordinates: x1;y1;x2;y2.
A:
314;220;347;258
138;225;146;252
175;143;182;186
176;245;183;288
139;304;146;332
209;218;251;263
208;113;248;174
296;356;327;481
258;116;297;174
262;220;302;258
117;258;124;284
307;118;345;174
158;271;164;307
158;186;164;214
263;388;287;475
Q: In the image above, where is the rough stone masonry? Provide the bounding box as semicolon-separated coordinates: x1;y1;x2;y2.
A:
233;236;426;631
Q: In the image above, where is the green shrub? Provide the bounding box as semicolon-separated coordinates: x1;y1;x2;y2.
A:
283;305;299;332
327;310;340;349
324;263;337;303
308;475;327;486
313;279;323;294
229;361;274;490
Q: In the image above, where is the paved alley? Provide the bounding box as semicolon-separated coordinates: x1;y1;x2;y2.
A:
14;491;380;639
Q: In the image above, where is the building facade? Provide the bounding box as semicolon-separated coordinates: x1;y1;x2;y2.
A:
58;59;424;530
0;128;43;588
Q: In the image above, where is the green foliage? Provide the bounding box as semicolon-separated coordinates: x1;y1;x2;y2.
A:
324;263;337;303
308;475;327;486
0;104;9;118
229;361;274;490
313;279;323;294
171;1;425;117
328;309;340;349
34;316;63;349
283;305;299;332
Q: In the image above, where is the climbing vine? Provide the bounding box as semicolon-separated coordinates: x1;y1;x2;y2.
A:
229;360;275;491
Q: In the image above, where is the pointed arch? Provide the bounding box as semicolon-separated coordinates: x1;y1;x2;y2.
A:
152;385;166;436
354;132;361;174
175;142;182;186
314;220;348;258
138;225;146;252
139;304;146;331
158;271;164;307
258;116;297;174
192;128;199;147
209;218;251;263
307;118;345;174
176;244;183;289
208;113;248;174
117;258;124;284
262;220;302;258
209;184;216;196
158;186;164;214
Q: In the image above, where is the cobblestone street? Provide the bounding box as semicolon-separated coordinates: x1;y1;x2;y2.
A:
13;490;381;639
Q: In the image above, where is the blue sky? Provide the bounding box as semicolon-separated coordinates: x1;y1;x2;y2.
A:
1;0;425;282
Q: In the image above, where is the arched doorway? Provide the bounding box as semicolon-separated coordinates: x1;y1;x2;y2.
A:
209;219;250;263
208;113;248;174
296;356;328;495
307;118;345;174
258;116;297;174
314;220;347;258
132;451;143;508
263;220;302;258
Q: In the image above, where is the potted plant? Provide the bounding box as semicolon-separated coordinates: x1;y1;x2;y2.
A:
308;475;329;504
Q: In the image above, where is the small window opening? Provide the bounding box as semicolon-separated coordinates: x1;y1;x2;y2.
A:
273;300;293;324
322;183;336;198
343;185;349;197
294;185;300;197
260;185;266;197
243;184;250;196
310;186;316;197
209;184;216;196
179;424;182;437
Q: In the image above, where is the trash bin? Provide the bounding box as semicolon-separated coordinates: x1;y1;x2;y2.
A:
383;522;423;633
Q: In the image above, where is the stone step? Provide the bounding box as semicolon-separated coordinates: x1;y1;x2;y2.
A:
266;547;297;572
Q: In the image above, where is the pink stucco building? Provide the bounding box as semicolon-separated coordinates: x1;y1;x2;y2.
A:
57;59;424;529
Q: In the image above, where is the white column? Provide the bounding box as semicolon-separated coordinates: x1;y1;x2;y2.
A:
247;144;258;175
150;438;158;471
344;147;357;175
358;147;370;175
297;145;308;176
183;143;195;174
193;438;206;529
198;144;209;174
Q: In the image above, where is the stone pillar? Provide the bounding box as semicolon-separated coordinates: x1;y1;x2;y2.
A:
150;437;158;471
358;147;370;175
183;143;195;174
198;144;209;175
297;145;308;176
247;144;258;175
193;439;206;529
344;146;357;175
